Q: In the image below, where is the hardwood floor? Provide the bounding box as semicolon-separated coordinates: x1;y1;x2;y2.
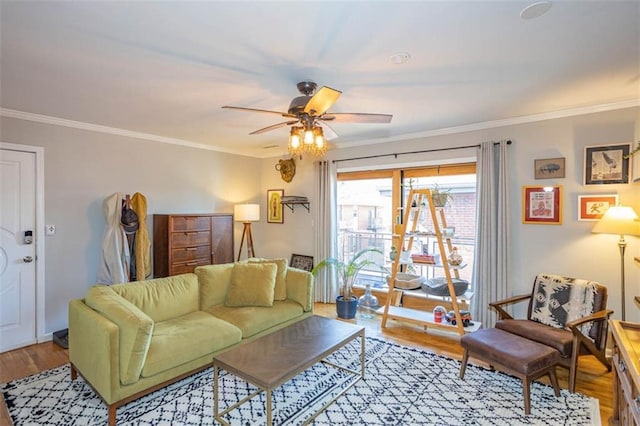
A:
0;340;69;424
0;303;613;424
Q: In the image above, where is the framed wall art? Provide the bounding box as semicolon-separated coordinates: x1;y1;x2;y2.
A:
267;189;284;223
534;157;565;179
290;254;314;272
522;185;562;225
577;194;618;221
584;143;631;185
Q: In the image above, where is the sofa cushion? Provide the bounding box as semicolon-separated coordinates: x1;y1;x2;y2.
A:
248;258;288;301
208;300;304;338
460;328;560;376
495;319;573;357
85;285;154;385
141;311;242;378
285;268;314;312
111;274;199;322
225;263;277;307
195;263;235;310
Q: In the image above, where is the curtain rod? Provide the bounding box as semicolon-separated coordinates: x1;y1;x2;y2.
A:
332;140;512;164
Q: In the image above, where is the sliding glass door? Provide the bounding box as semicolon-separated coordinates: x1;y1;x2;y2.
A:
337;163;476;288
337;174;392;287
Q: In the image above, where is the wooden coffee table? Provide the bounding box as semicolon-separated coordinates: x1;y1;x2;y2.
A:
212;315;365;425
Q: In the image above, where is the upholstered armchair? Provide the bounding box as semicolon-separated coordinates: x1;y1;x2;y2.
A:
490;273;613;393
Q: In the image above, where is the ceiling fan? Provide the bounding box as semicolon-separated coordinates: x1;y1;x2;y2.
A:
222;81;392;156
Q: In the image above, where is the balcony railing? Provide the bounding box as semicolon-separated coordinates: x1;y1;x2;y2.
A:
338;230;475;288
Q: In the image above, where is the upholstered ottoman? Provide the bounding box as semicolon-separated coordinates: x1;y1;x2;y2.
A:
459;328;561;415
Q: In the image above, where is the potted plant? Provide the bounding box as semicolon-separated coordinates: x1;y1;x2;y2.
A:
312;247;383;319
430;184;452;208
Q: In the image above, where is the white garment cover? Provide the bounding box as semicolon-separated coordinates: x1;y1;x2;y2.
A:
96;192;130;284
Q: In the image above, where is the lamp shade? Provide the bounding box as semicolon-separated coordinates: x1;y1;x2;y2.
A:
592;206;640;236
234;204;260;222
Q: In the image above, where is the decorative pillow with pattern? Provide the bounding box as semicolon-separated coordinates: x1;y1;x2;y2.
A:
529;273;598;340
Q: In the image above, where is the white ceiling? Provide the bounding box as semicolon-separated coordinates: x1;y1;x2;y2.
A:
1;1;639;158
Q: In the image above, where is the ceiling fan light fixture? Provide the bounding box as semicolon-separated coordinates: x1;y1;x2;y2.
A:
290;135;301;149
303;128;315;145
288;127;302;152
287;125;326;158
314;127;325;147
310;126;327;156
224;81;391;159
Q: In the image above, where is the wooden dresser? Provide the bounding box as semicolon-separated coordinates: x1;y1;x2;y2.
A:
610;319;640;425
153;214;234;277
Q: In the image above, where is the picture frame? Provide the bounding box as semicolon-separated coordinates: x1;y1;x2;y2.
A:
290;254;314;272
584;143;631;185
267;189;284;223
522;185;562;225
577;194;618;221
534;157;565;179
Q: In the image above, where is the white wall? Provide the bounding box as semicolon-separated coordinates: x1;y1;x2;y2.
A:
254;157;317;260
260;106;640;323
1;116;262;334
2;106;639;335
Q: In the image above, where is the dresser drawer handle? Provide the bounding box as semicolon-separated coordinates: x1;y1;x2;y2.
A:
184;232;198;236
185;247;197;251
186;262;198;266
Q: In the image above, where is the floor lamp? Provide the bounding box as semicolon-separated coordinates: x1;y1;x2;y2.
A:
234;204;260;261
592;205;640;321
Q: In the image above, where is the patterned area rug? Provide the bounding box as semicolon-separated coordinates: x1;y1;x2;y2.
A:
1;337;600;425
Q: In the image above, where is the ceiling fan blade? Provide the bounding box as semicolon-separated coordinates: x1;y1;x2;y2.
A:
321;112;393;123
304;86;342;116
249;120;298;135
222;105;295;118
317;121;338;141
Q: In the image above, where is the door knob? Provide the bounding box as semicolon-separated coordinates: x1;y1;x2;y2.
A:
23;256;33;263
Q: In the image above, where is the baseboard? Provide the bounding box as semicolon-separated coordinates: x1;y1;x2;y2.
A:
38;332;52;342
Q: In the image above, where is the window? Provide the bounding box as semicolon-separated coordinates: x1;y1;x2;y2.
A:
337;172;392;286
337;163;476;288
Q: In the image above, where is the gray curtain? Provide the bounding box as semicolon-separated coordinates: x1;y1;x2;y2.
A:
471;140;510;328
313;160;338;302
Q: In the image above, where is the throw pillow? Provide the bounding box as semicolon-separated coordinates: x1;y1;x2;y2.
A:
529;273;598;338
248;257;288;300
225;262;277;307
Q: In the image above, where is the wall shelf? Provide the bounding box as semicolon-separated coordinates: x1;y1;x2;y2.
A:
281;200;310;212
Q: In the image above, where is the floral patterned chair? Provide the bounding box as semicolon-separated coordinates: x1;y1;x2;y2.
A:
489;273;613;392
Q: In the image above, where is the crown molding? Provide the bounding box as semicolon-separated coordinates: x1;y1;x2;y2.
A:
335;99;640;149
3;99;639;158
0;108;254;157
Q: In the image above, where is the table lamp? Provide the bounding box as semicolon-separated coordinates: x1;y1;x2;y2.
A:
592;205;640;320
234;204;260;261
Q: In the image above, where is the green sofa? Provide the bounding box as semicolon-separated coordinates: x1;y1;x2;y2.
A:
68;260;313;425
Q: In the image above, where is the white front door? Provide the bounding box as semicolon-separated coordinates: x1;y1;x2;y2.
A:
0;149;37;352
